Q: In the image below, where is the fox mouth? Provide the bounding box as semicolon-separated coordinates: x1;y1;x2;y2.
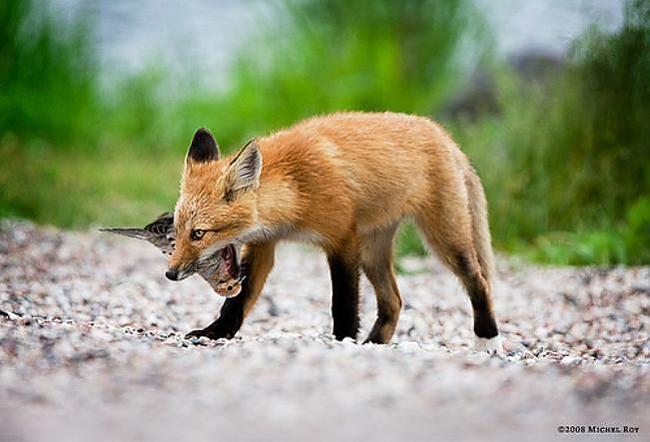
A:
220;244;240;280
195;243;245;298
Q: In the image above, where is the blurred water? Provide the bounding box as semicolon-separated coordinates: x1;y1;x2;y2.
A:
477;0;623;55
48;0;624;85
50;0;269;87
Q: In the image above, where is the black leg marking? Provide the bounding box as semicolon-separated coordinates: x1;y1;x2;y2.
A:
185;261;252;340
328;254;360;340
454;252;499;339
474;312;499;339
364;315;392;344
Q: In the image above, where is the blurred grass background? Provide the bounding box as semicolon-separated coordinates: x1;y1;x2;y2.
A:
0;0;648;265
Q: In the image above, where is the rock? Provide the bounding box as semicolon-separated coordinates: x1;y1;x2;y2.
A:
397;341;421;353
560;356;581;367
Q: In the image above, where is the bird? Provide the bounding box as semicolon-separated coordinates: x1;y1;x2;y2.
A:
99;212;175;255
100;212;244;297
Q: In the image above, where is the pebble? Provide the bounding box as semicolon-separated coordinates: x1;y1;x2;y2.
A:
560;356;582;366
397;341;421;353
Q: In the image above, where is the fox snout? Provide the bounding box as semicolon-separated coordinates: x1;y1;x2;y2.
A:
165;268;179;281
165;265;193;281
167;249;197;281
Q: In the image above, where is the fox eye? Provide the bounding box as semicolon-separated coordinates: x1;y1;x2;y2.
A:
190;229;205;241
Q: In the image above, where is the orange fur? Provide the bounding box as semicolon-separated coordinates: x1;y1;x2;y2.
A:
172;112;498;343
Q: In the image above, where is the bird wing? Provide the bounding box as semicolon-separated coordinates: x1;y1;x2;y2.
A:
144;212;175;254
100;212;176;255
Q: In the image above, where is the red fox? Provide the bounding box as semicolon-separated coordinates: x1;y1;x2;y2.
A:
147;112;499;349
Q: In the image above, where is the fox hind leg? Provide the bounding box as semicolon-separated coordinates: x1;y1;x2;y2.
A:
415;197;499;343
449;250;499;339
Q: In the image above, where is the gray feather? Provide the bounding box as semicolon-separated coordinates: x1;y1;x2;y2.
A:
100;212;176;255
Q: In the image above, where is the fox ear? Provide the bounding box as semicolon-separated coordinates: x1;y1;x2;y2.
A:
187;128;220;164
225;140;262;200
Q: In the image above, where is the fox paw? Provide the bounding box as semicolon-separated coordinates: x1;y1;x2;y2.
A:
185;327;234;340
474;335;503;354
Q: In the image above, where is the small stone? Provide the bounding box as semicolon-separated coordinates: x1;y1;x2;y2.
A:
560;356;581;366
397;341;421;353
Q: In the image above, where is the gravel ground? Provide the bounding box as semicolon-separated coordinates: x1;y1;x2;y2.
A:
0;220;648;442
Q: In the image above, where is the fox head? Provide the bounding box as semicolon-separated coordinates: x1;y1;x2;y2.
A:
166;128;262;287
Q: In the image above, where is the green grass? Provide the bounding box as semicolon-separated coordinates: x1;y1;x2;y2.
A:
150;0;492;150
0;0;648;265
0;0;99;144
0;138;180;227
0;0;490;226
443;1;650;264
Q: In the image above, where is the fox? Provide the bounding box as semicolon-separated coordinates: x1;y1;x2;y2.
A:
147;112;500;349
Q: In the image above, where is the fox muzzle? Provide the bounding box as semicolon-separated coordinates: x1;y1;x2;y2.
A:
165;268;179;281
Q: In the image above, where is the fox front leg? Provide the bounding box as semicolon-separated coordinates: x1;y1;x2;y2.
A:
185;241;276;340
327;234;361;340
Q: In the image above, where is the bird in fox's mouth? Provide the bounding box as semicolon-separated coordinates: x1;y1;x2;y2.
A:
100;212;245;298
